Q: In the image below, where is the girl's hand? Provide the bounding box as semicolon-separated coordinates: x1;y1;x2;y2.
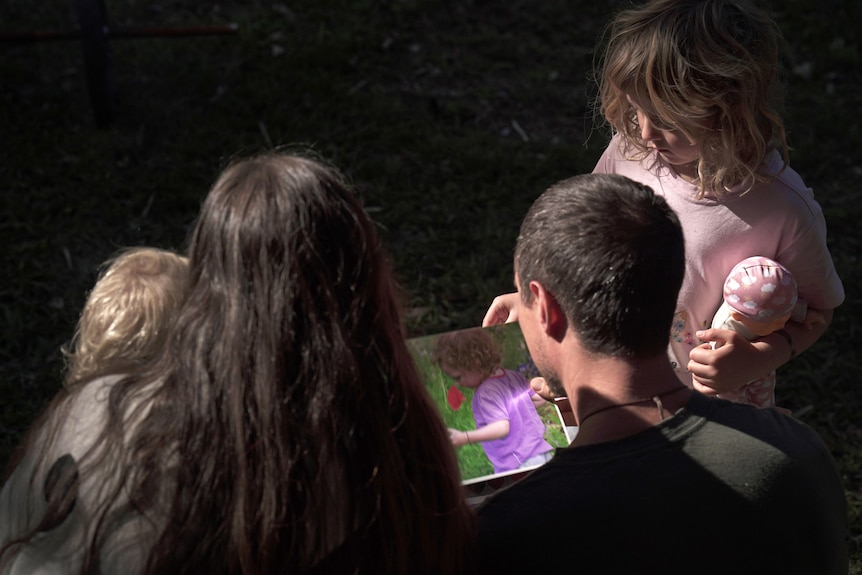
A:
448;428;469;448
687;329;772;394
482;293;520;327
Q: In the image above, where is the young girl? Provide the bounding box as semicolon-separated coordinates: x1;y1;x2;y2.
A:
590;0;844;395
62;247;188;386
485;0;844;398
0;153;475;575
712;256;825;407
432;328;553;474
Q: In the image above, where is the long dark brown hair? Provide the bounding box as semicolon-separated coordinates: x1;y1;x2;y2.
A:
2;153;475;574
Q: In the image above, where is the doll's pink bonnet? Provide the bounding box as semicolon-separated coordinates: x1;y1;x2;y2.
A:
723;256;798;320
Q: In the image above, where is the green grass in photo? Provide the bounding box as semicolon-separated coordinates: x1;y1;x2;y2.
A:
408;323;569;482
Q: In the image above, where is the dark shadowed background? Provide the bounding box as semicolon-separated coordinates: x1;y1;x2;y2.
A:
1;0;860;567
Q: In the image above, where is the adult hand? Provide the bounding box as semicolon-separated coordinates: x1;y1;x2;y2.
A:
530;377;561;402
482;292;520;327
688;328;772;394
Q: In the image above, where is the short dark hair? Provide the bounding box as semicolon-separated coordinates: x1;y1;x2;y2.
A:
515;173;684;358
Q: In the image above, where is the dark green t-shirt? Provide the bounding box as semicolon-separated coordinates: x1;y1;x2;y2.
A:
477;393;848;574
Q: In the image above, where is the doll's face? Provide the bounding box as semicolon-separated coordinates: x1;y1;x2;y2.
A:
732;311;792;337
627;94;701;179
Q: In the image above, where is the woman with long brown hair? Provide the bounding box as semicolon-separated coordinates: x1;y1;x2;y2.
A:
1;153;475;574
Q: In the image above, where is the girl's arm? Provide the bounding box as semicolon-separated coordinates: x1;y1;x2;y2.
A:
688;308;834;394
449;420;510;448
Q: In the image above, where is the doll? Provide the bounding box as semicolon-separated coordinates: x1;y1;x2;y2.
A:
711;256;824;406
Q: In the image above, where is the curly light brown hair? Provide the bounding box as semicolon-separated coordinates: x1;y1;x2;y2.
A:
432;328;502;380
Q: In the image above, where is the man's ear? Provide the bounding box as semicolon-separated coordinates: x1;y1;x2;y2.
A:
530;281;567;341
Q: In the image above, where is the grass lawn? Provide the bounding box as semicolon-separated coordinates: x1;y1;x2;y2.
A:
1;0;860;568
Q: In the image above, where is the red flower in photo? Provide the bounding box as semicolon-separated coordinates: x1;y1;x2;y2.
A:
447;385;465;411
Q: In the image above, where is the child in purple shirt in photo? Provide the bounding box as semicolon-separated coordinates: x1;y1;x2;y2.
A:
433;328;553;473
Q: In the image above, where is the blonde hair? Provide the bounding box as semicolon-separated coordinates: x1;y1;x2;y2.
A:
63;247;188;384
432;328;502;379
596;0;788;198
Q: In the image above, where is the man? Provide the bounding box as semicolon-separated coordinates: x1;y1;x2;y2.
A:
477;174;848;574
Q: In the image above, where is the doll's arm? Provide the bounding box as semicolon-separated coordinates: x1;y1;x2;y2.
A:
802;308;827;330
768;307;833;360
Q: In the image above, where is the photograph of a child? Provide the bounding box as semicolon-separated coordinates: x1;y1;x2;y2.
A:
407;323;571;488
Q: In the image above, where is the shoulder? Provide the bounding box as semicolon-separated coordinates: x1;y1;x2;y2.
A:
3;373;142;513
594;134;646;175
0;376;118;570
729;155;823;221
1;374;161;574
688;396;848;569
499;369;528;387
473;381;506;413
479;370;529;401
476;373;508;393
16;375;125;471
685;394;835;464
477;396;847;573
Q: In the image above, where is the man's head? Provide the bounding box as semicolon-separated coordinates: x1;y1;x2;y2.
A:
515;173;684;362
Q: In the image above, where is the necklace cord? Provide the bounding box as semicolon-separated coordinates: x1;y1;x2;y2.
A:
576;386;687;427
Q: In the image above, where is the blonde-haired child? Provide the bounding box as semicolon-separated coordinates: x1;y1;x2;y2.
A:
63;247;188;385
590;0;844;395
433;328;552;474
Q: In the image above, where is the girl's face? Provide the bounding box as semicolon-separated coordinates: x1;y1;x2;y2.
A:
627;95;701;180
440;364;485;390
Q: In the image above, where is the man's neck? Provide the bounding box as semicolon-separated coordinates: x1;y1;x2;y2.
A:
562;354;693;447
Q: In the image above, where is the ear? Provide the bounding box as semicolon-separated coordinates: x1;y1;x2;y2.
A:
530;281;567;342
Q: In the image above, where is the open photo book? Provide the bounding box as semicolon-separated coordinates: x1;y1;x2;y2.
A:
407;322;577;506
